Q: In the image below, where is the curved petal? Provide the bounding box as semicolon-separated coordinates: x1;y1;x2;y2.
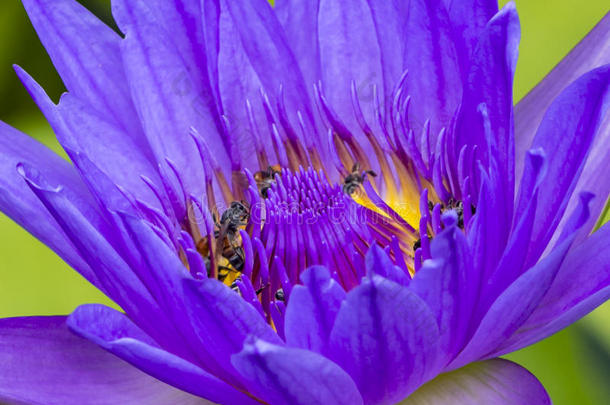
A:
120;214;282;388
514;12;610;181
111;0;227;203
284;265;346;352
363;0;408;111
456;2;520;173
182;278;284;379
130;0;217;112
15;166;184;351
451;193;594;369
0;121;97;284
317;0;384;138
481;149;546;302
410;215;473;364
401;359;550;405
67;305;256;405
365;244;411;286
444;0;499;62
232;339;363;405
493;221;610;356
15;66;163;212
328;275;440;405
401;0;461;138
514;14;610;242
55;94;162;209
0;316;207;405
515;65;610;267
550;109;610;246
274;0;321;90
201;0;318;171
21;0;145;139
219;0;315;124
455;3;520;253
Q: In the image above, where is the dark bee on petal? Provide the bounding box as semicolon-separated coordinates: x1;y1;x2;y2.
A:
412;239;421;251
342;163;377;195
256;283;270;295
254;165;282;198
230;277;242;294
413;198;477;252
445;198;476;229
217;201;250;237
196;201;250;284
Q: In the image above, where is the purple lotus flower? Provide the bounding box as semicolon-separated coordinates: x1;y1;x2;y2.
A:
1;0;609;403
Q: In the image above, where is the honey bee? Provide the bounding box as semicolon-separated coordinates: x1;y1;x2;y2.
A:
217;201;250;238
445;198;476;229
197;201;250;284
216;201;249;282
412;239;421;251
412;199;476;252
342;163;376;195
254;165;282;198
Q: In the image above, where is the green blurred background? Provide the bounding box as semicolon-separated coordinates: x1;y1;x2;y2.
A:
0;1;608;403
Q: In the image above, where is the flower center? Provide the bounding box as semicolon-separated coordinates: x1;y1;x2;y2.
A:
259;167;378;290
146;77;483;329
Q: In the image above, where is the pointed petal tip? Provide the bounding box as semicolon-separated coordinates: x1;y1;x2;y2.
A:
441;210;459;228
16;162;63;193
299;264;331;285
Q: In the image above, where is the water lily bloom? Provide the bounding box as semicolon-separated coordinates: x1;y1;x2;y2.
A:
1;0;609;403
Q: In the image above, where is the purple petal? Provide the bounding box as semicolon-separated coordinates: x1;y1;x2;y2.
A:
328;275;440;404
550;113;610;245
219;0;314;120
456;2;520;169
21;0;144;139
362;0;408;115
410;218;473;365
224;0;318;167
15;67;163;211
493;221;610;356
54;95;162;209
232;339;363;405
15;167;180;349
514;13;610;182
515;65;610;267
317;0;384;134
404;359;550;404
444;0;499;61
210;3;262;169
111;0;228;202
365;244;411;286
0;316;207;405
121;214;282;387
0;122;97;284
134;0;216;107
481;149;546;302
401;0;462;137
67;305;255;405
284;265;346;352
456;3;520;252
205;0;318;170
182;278;284;373
275;0;321;90
119;214;234;374
450;193;594;369
467;172;505;286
